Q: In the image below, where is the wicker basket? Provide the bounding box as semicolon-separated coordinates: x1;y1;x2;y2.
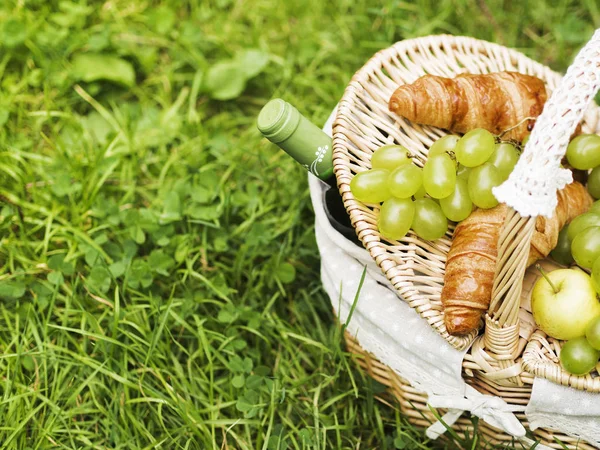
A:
331;34;600;448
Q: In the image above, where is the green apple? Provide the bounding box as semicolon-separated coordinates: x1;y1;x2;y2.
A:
531;268;600;340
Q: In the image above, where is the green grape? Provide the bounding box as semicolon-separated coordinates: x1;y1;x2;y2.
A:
350;169;391;203
423;154;456;199
592;257;600;296
566;134;600;170
411;198;448;240
468;163;503;209
429;135;460;157
566;212;600;241
586;315;600;351
371;145;412;171
560;336;600;375
413;184;427;199
454;128;496;167
456;164;471;181
439;178;473;222
522;134;530;147
590;200;600;214
487;142;520;180
378;198;415;240
571;226;600;269
588;166;600;199
550;227;574;266
388;164;423;198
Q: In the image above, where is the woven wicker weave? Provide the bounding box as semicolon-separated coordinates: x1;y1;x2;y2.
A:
332;34;600;448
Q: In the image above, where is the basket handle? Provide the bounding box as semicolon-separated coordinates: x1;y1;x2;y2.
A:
494;28;600;218
483;29;600;365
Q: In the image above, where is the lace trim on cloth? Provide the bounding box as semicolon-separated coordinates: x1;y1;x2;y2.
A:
494;28;600;217
529;414;600;448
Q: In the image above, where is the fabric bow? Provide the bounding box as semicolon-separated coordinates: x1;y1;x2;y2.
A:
425;386;526;440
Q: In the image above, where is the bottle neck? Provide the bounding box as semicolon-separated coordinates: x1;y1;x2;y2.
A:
258;99;334;182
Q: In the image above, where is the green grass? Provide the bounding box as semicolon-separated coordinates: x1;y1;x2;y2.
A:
0;0;597;448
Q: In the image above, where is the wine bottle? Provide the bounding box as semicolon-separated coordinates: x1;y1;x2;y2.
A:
257;98;358;243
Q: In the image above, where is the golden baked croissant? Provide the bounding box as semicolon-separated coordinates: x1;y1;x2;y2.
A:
442;181;593;336
388;72;547;142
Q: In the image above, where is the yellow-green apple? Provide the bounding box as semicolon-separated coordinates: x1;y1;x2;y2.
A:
531;268;600;340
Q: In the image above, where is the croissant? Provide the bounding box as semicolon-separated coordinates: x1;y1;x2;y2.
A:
388;71;547;142
442;181;593;336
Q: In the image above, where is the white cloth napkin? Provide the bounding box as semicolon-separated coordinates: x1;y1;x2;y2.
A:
526;378;600;448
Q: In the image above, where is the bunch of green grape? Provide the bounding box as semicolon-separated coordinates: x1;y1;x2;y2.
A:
349;128;521;241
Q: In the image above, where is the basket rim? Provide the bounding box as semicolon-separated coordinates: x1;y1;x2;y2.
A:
331;33;565;350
